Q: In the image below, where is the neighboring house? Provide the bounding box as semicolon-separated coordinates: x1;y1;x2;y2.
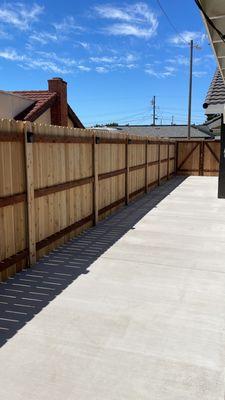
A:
92;124;213;139
0;77;84;128
201;114;221;137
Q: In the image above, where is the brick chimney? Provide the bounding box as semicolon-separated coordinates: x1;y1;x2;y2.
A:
48;77;68;127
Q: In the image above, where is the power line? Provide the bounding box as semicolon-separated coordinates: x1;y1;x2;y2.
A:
86;113;205;127
81;107;149;120
158;109;204;118
86;109;205;126
156;0;189;45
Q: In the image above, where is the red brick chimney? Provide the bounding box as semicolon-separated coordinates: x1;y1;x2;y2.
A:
48;77;68;127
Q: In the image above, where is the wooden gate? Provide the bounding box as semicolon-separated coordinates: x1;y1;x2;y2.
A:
176;140;220;176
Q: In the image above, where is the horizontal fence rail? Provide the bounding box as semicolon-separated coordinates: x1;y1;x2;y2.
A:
0;119;177;282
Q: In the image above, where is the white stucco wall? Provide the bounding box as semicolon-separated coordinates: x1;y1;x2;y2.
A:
205;104;224;115
0;91;34;119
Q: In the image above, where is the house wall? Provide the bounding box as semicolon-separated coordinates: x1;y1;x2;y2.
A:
0;91;34;119
34;109;51;125
68;117;75;128
34;112;75;127
205;104;224;115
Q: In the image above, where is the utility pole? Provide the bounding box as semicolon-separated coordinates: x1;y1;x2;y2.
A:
152;96;156;125
171;115;174;125
187;40;193;140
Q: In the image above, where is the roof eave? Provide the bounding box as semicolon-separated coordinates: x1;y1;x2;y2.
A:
198;0;225;82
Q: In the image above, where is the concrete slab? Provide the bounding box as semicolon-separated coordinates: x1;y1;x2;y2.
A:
1;176;225;399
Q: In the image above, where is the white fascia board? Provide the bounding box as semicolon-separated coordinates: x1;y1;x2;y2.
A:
205;103;224;114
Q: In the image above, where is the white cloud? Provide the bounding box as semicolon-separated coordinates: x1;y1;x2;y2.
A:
95;5;132;21
36;51;77;66
125;53;137;63
96;66;108;73
0;48;25;61
165;66;176;73
95;2;158;39
145;65;175;78
0;3;43;31
53;16;83;34
24;59;71;74
90;56;115;63
0;47;73;74
28;15;84;46
0;47;95;75
89;53;138;72
167;55;189;66
77;41;90;50
169;31;207;47
193;71;207;78
167;55;203;67
29;31;58;45
0;27;12;39
78;65;91;72
106;24;153;38
204;54;215;61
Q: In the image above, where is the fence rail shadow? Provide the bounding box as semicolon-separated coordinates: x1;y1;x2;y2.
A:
0;177;185;347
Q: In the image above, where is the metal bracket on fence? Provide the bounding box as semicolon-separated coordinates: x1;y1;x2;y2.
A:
95;136;100;144
27;131;34;143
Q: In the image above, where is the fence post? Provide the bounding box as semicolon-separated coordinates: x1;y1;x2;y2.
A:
125;137;130;205
167;143;170;180
175;141;179;174
145;139;148;193
93;134;99;225
24;123;36;266
199;141;204;176
158;142;161;186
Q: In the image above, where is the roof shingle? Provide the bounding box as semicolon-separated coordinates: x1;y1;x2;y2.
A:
203;69;225;108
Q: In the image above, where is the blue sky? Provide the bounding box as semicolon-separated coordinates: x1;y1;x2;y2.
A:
0;0;217;126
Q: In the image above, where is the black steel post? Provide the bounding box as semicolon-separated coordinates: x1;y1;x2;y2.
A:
218;115;225;198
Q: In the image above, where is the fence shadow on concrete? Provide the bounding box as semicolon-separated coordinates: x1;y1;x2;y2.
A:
0;177;185;347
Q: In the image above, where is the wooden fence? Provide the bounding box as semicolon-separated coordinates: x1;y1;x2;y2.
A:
0;120;176;281
176;140;220;176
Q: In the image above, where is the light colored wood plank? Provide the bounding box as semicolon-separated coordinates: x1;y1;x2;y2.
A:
24;123;36;265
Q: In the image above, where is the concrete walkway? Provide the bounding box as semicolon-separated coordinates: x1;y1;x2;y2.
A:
1;176;225;399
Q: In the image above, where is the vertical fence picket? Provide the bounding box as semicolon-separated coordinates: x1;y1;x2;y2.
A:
158;143;161;186
167;143;170;180
24;123;36;266
125;137;130;205
145;139;148;193
93;134;99;225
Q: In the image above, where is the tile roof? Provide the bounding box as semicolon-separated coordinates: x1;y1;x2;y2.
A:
203;69;225;108
11;90;84;128
12;90;57;122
